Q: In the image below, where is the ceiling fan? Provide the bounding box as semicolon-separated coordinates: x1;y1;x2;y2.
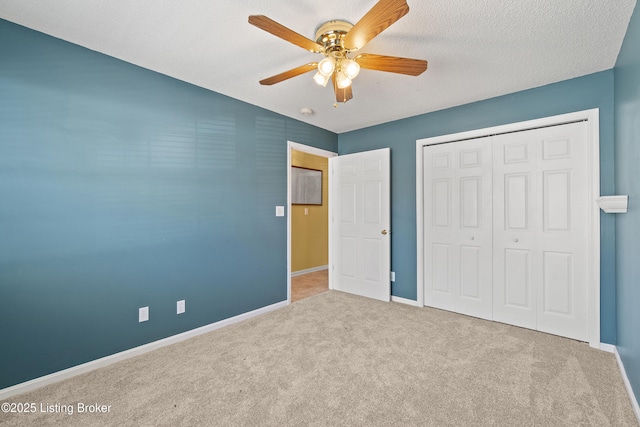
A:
248;0;428;104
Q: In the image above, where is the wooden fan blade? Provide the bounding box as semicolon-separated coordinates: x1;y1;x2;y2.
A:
355;53;427;76
342;0;409;51
332;75;353;103
259;63;319;85
249;15;324;53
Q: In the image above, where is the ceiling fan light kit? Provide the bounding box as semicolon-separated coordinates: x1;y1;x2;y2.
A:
343;59;361;80
318;57;336;76
248;0;428;104
313;71;331;87
335;70;352;89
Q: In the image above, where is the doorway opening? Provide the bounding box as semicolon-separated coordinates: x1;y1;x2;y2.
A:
287;141;337;303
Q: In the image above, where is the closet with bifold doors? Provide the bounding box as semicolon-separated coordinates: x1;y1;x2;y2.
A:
423;121;590;342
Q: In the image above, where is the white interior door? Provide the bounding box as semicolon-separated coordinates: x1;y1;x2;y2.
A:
493;122;589;341
330;148;391;302
423;139;493;320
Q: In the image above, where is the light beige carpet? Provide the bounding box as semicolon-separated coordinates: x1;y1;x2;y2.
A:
2;291;638;426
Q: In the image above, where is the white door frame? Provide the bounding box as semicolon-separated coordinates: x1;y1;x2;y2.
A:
416;109;601;348
287;141;338;303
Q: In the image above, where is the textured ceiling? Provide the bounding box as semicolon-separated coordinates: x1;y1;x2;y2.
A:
0;0;636;133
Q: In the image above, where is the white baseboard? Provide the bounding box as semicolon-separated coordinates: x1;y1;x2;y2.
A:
391;295;422;307
612;346;640;423
291;265;328;277
0;300;288;401
599;343;616;353
575;343;639;421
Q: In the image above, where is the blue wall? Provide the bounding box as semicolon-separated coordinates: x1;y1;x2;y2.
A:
614;2;640;408
339;71;617;344
0;19;337;389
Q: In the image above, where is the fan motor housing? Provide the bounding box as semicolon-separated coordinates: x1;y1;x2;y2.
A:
315;20;353;53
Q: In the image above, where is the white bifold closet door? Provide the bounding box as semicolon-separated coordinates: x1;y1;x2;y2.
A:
424;121;589;342
423;138;493;320
493;122;589;341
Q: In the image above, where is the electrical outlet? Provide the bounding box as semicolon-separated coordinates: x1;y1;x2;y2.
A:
390;271;395;282
139;306;149;322
177;300;185;314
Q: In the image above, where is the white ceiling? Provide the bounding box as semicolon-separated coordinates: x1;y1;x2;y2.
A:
0;0;636;133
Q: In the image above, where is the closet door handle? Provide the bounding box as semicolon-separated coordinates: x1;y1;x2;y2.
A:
513;238;519;243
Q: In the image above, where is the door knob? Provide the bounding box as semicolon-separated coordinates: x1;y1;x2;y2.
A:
470;236;475;240
513;238;519;243
381;230;388;235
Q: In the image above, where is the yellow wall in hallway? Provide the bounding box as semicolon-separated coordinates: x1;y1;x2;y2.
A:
291;150;328;272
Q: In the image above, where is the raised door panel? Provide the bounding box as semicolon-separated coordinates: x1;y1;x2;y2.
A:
496;247;536;329
504;249;531;308
543;171;571;232
432;244;453;294
542;251;572;315
363;182;381;224
340;183;357;224
460;177;481;228
504;173;530;230
460;245;481;299
340;237;357;278
362;237;382;283
433;179;452;228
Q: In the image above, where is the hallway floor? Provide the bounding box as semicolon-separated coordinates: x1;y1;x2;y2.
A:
291;269;328;302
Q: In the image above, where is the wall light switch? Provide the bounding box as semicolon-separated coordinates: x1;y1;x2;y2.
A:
276;206;285;217
304;208;309;215
139;306;149;322
177;300;185;314
390;271;395;282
